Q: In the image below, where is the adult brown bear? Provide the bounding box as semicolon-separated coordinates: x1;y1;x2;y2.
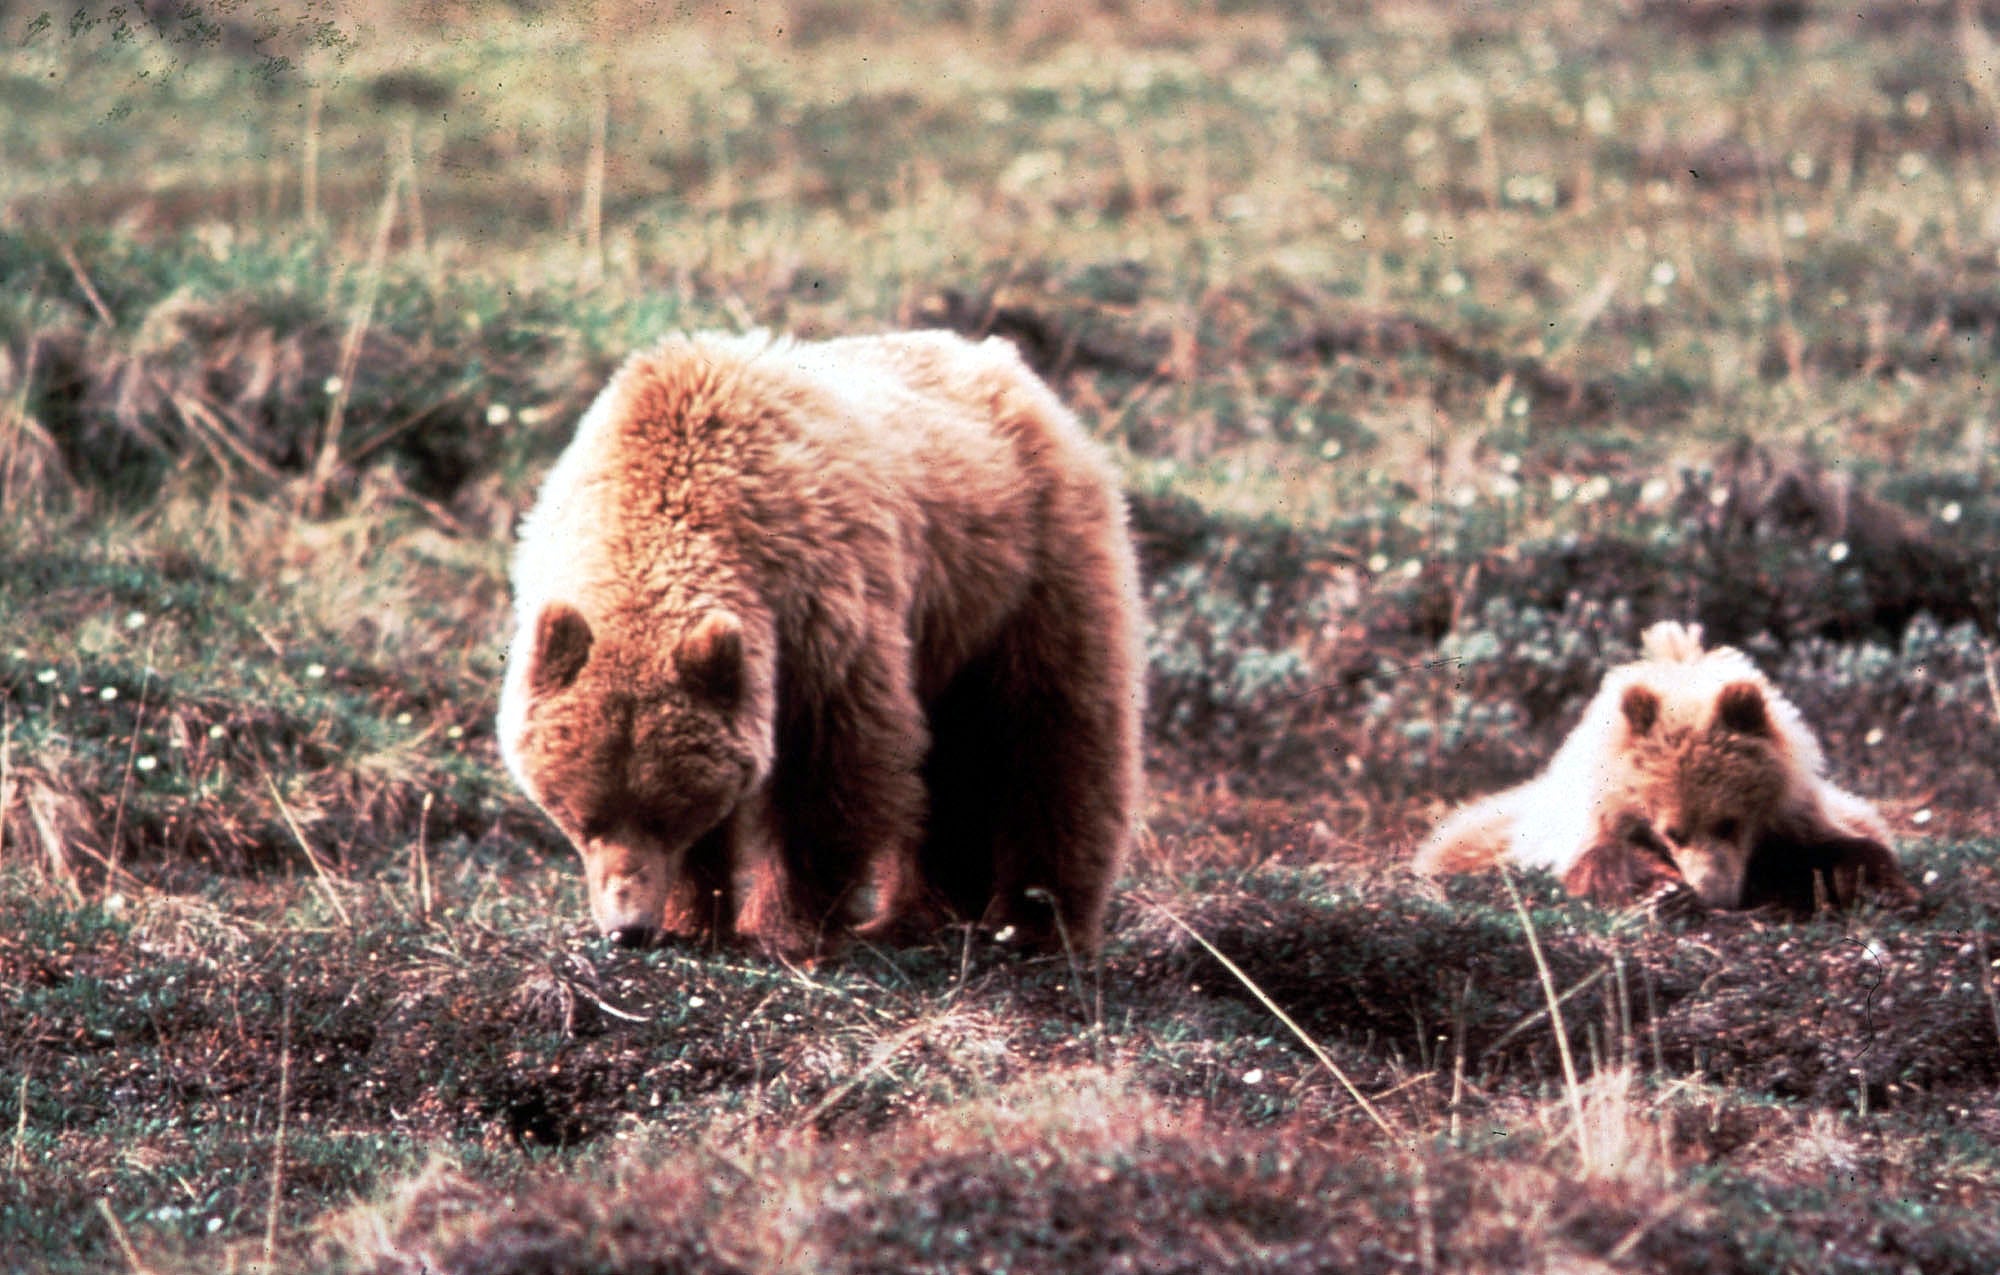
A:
498;330;1144;954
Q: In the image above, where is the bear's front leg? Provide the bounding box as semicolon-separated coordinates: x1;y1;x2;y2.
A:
726;781;827;957
1562;812;1703;918
656;825;737;947
771;643;932;949
1741;819;1920;916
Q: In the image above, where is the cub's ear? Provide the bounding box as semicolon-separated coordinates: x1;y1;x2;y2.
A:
678;611;743;701
1620;684;1661;737
1714;681;1773;738
529;603;594;696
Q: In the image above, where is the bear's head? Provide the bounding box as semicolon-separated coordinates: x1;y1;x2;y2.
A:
1610;678;1793;909
501;602;768;946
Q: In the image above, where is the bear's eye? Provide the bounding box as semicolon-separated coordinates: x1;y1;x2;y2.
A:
1711;818;1742;841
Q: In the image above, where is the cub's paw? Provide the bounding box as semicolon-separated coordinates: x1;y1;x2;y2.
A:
1563;813;1702;920
1634;872;1704;921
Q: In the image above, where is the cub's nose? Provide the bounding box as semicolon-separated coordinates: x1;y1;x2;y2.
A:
609;923;658;949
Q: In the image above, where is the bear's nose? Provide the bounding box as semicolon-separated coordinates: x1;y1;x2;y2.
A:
610;923;658;949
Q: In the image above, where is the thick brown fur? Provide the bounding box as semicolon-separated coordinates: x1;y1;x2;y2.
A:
498;330;1144;955
1416;621;1916;916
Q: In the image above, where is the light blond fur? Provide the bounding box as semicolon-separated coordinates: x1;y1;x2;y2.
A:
1415;622;1903;911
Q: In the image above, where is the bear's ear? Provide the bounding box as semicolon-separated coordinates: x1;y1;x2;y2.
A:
1620;684;1661;737
1714;681;1773;738
678;611;743;702
529;603;594;696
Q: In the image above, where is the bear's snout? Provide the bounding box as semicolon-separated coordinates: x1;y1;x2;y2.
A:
580;827;679;941
1667;839;1749;909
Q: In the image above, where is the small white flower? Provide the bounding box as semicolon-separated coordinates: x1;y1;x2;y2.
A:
36;668;57;685
1439;270;1468;297
395;711;414;726
1864;727;1885;747
1649;260;1677;288
688;995;706;1008
1243;1068;1265;1086
1827;541;1850;563
1583;95;1614;135
1940;501;1962;524
1367;552;1390;574
1493;474;1522;499
124;611;146;630
1550;474;1577;501
1897;152;1927;182
446;725;464;740
1787;152;1816;181
323;375;344;396
100;686;118;701
1913;808;1933;826
136;755;157;772
1903;90;1931;119
208;723;227;740
994;925;1018;943
485;403;512;427
1499;453;1522;475
205;1217;223;1235
1319;438;1343;460
305;662;327;680
1640;476;1672;505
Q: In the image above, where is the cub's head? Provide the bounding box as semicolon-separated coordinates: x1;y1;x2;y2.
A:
1611;679;1793;909
498;603;766;946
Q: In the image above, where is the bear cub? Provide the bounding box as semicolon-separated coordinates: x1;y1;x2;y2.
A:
1415;621;1916;916
498;330;1144;955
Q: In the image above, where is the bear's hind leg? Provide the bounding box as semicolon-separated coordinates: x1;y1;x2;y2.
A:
934;581;1141;956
